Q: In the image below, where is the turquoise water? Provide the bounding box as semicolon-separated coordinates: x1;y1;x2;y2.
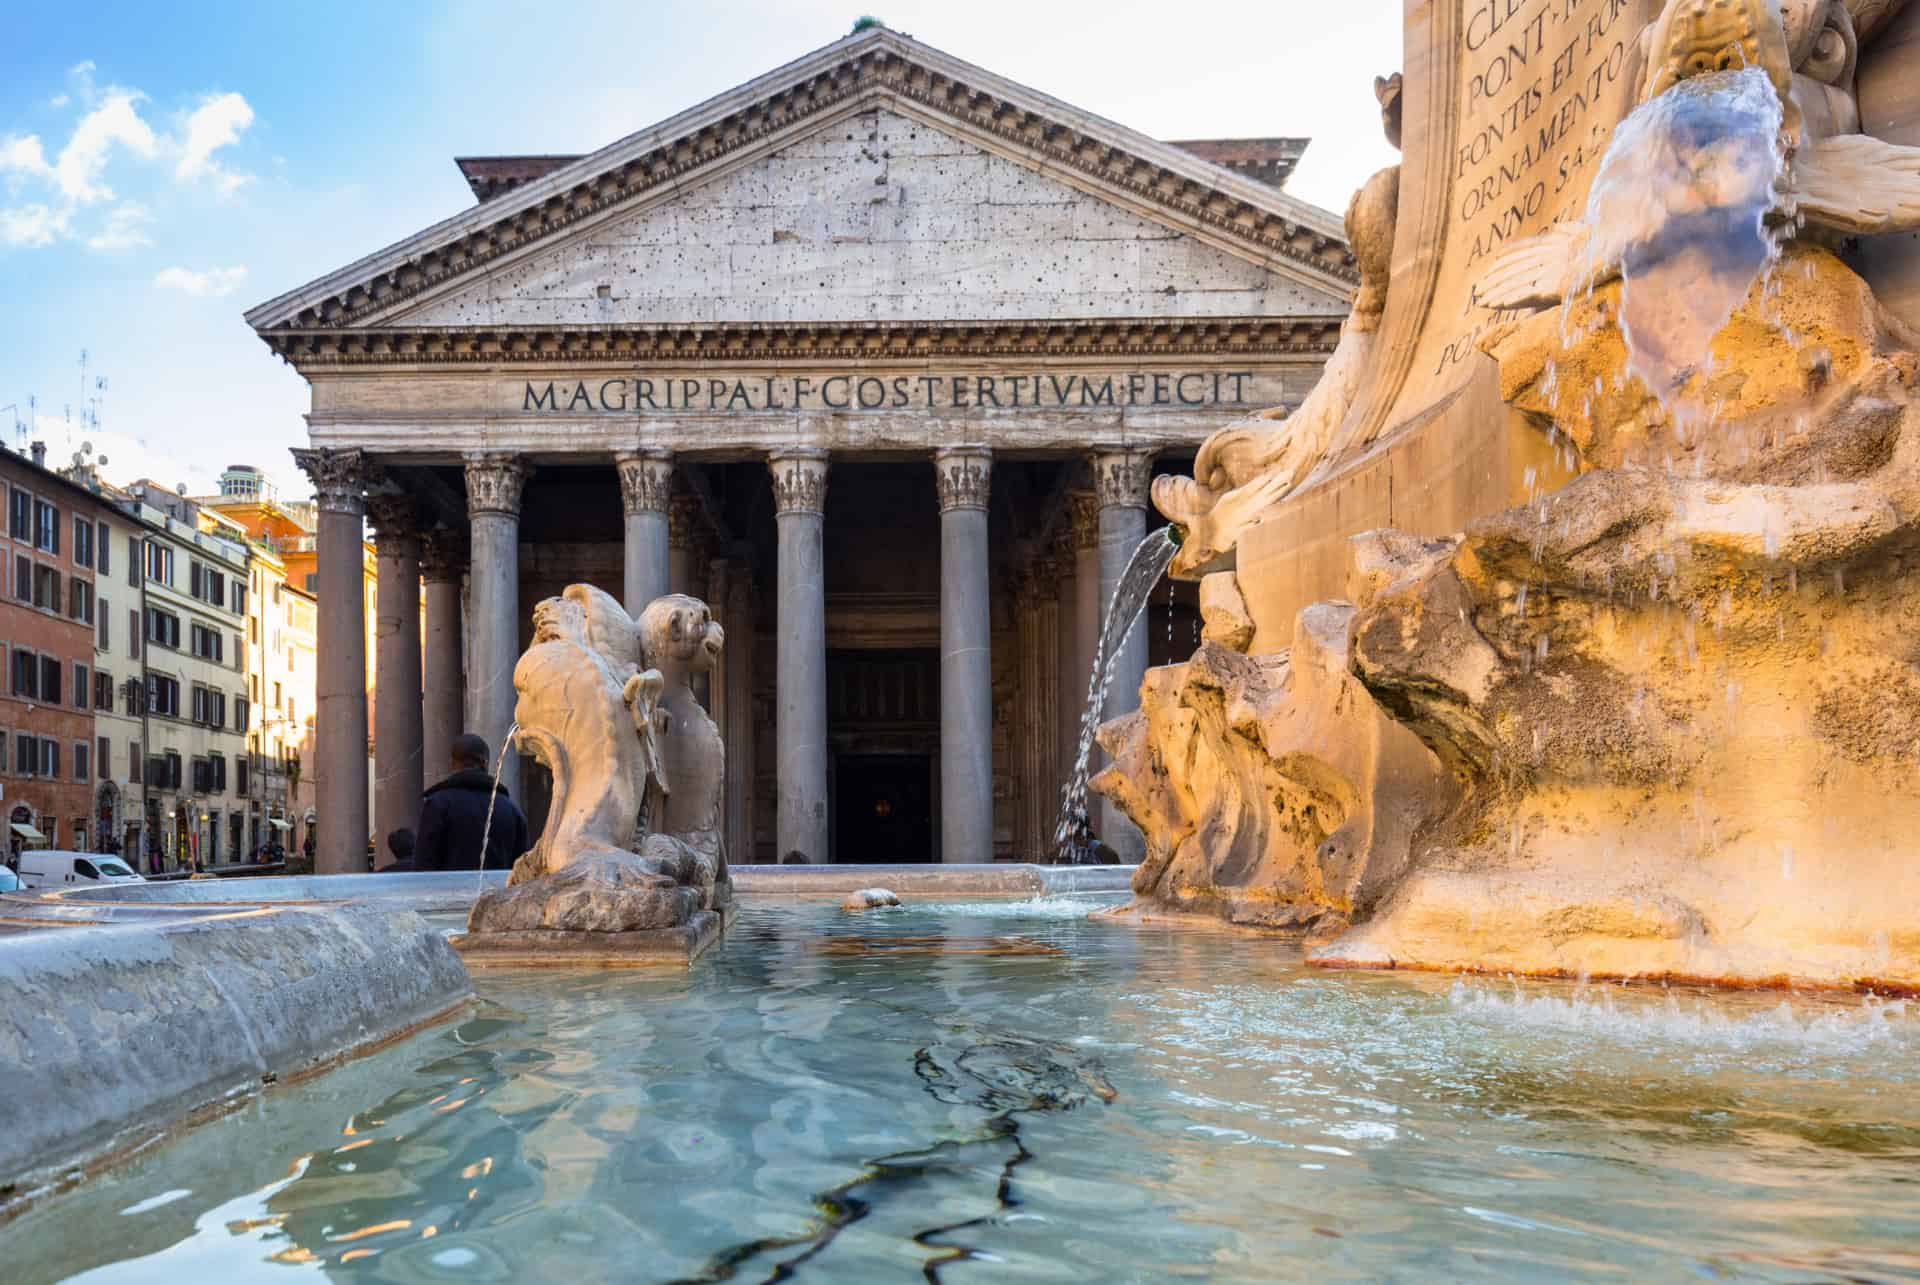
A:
13;896;1920;1282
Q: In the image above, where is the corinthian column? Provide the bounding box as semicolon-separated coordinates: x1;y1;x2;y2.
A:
420;528;467;789
769;449;829;864
367;494;425;855
464;453;529;804
292;447;371;875
935;447;993;864
616;449;673;615
1091;448;1155;862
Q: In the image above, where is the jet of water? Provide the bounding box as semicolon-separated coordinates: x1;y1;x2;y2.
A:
1054;528;1178;863
474;723;520;898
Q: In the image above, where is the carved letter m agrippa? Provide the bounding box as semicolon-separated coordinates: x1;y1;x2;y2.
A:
524;381;558;411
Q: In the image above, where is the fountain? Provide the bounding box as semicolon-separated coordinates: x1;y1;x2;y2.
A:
1095;0;1920;992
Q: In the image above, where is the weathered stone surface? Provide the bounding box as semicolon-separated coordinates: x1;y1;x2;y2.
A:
470;849;700;933
1093;605;1453;933
840;887;902;910
1198;571;1255;652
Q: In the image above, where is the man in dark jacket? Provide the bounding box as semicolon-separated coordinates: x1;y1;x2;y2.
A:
415;734;530;872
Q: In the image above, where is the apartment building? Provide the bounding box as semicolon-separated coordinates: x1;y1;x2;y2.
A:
117;480;252;869
0;443;113;854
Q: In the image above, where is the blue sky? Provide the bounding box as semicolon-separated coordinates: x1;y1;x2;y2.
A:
0;0;1400;499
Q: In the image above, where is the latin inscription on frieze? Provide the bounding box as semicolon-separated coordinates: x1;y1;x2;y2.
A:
520;371;1258;414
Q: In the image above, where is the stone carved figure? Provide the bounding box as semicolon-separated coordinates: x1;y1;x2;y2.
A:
465;586;730;946
1152;75;1403;577
1478;0;1920;310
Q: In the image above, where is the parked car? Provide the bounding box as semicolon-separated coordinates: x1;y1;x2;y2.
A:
0;865;19;893
15;851;147;890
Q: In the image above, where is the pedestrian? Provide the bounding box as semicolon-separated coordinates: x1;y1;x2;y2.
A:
414;733;529;872
382;828;416;872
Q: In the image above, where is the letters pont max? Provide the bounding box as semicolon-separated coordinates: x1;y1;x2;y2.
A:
523;371;1260;414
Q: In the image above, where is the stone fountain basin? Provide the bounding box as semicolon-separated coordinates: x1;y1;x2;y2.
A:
0;865;1131;1210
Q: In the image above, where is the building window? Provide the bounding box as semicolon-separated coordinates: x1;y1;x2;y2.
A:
98;736;110;780
236;755;250;796
232;581;247;614
129;740;140;784
96;522;109;576
189;622;223;662
94;669;112;710
128;608;139;659
163;750;182;789
72;516;93;568
0;729;8;774
33;499;58;554
98;598;110;649
143;540;172;585
9;487;30;540
69;578;93;624
12;554;29;602
145;607;181;649
303;573;315;593
15;733;33;775
190;684;227;727
147;673;180;717
209;753;227;792
127;534;139;586
74;740;89;783
123;677;142;716
73;661;88;709
32;564;61;613
234;694;250;732
39;654;60;704
40;738;59;779
232;632;243;667
189;562;228;606
10;647;36;699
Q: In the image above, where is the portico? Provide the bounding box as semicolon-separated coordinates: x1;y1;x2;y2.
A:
253;26;1354;872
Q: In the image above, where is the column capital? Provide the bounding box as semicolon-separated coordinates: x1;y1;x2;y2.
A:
1090;448;1155;511
365;494;423;554
768;448;829;516
615;448;673;516
933;447;992;513
420;527;469;583
292;447;372;516
1065;489;1101;550
463;452;529;517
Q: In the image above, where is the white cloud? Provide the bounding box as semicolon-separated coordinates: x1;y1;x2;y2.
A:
53;88;158;204
87;201;153;250
0;204;71;247
48;93;69;109
174;92;254;195
153;263;247;296
0;134;53;185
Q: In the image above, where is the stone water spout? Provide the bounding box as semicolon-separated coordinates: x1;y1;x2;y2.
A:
456;586;732;963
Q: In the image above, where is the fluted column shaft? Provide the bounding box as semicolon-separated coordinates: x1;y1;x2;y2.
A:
617;450;673;616
465;454;529;805
421;531;467;789
936;447;993;864
770;450;830;864
368;496;425;852
292;448;370;875
723;564;755;864
1063;493;1100;798
1092;449;1155;863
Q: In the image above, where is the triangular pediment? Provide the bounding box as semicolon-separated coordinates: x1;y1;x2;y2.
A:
384;107;1351;329
245;27;1356;336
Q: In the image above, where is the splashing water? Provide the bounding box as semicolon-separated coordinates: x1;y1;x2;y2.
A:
1578;66;1787;414
473;722;520;898
1054;527;1178;862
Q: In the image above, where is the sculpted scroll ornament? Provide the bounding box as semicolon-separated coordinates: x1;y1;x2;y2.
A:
769;450;829;515
364;494;422;553
934;448;992;512
615;450;674;516
463;453;529;516
291;447;370;515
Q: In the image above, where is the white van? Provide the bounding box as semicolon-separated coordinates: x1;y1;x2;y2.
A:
14;851;147;890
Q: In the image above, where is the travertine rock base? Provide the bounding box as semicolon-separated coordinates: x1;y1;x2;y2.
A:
451;909;728;967
1097;248;1920;993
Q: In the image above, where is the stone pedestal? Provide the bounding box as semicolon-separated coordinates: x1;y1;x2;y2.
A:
616;449;672;617
935;448;993;864
769;449;830;864
1092;449;1154;862
292;448;371;876
421;530;467;784
367;496;425;850
464;453;529;803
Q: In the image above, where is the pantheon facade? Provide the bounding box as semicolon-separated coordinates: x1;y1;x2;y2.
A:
249;27;1355;872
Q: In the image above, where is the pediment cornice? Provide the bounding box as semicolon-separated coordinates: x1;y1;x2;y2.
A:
265;316;1343;369
246;30;1355;336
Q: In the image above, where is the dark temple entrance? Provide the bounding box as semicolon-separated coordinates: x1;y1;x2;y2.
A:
827;646;938;862
833;753;935;863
